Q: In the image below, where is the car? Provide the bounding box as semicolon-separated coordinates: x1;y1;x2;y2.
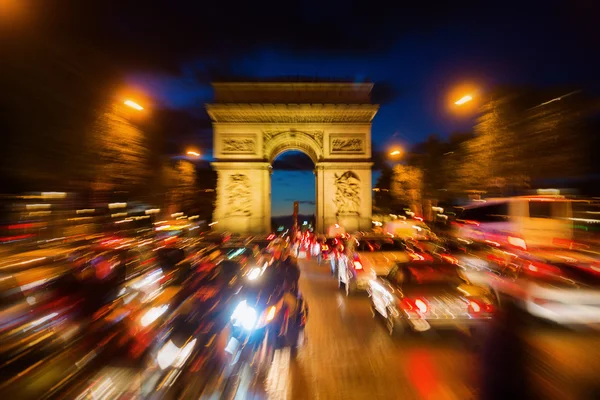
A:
369;259;495;335
488;250;600;328
452;195;592;249
447;239;518;288
337;237;410;295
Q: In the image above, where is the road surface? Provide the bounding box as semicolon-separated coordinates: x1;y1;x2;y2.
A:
262;259;600;400
263;259;478;399
10;258;599;399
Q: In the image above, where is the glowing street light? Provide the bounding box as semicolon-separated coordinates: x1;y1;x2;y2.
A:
389;147;404;159
454;95;473;106
186;151;200;157
124;100;144;110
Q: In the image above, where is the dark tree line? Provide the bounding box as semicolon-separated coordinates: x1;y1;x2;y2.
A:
375;87;600;215
0;31;216;219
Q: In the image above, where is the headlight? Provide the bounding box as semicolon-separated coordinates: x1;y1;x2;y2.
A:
265;305;276;322
140;305;169;327
247;267;261;280
156;338;197;370
231;300;257;331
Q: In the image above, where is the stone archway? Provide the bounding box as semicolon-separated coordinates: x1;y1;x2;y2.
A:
208;82;378;234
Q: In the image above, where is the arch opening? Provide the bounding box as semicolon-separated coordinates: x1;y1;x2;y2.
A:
271;150;316;232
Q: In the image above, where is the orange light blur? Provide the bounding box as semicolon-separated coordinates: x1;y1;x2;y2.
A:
454;95;473;105
186;151;200;157
389;148;404;158
124;100;144;110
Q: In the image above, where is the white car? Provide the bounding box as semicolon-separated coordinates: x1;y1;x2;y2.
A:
337;237;410;295
489;253;600;328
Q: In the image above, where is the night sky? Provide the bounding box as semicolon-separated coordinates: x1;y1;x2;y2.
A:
3;1;598;215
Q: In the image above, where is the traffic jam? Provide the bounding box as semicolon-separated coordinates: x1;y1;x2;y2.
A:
1;195;600;398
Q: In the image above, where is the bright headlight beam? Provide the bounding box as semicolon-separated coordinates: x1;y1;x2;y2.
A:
231;300;258;331
247;268;261;280
140;305;168;327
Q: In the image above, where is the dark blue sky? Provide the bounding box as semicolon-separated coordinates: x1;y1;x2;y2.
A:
3;2;598;211
120;3;598;216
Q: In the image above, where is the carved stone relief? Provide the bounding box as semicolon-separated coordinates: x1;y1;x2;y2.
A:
226;174;252;216
263;130;324;150
334;171;361;215
331;137;364;153
222;137;255;154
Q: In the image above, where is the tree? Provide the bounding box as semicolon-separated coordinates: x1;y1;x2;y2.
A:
90;103;152;195
517;90;597;184
391;165;423;215
172;160;197;213
452;94;529;197
0;31;118;192
373;166;394;214
404;132;473;203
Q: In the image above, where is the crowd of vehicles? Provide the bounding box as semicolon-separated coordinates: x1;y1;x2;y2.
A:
0;230;307;399
318;198;600;336
1;194;599;398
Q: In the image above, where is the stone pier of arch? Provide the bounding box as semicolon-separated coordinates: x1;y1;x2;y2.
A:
207;82;378;235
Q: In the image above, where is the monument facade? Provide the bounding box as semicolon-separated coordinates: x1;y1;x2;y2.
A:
208;82;377;234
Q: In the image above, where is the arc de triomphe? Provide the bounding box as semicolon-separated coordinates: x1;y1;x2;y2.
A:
208;82;378;234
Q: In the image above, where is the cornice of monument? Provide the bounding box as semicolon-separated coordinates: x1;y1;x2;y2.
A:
206;103;379;123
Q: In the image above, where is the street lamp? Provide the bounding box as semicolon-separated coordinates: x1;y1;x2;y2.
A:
186;150;200;157
388;147;404;159
454;95;473;105
124;100;144;111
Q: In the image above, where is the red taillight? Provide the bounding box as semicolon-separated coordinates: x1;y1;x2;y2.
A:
468;300;493;314
353;261;363;271
458;219;480;226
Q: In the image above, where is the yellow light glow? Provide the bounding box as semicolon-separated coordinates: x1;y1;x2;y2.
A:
186;151;200;157
124;100;144;110
390;150;401;156
41;192;66;199
454;95;473;105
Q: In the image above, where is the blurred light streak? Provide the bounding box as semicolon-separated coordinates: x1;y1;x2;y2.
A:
41;192;66;199
28;211;51;216
405;350;439;398
26;204;51;210
124;100;144;110
454;95;473;105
